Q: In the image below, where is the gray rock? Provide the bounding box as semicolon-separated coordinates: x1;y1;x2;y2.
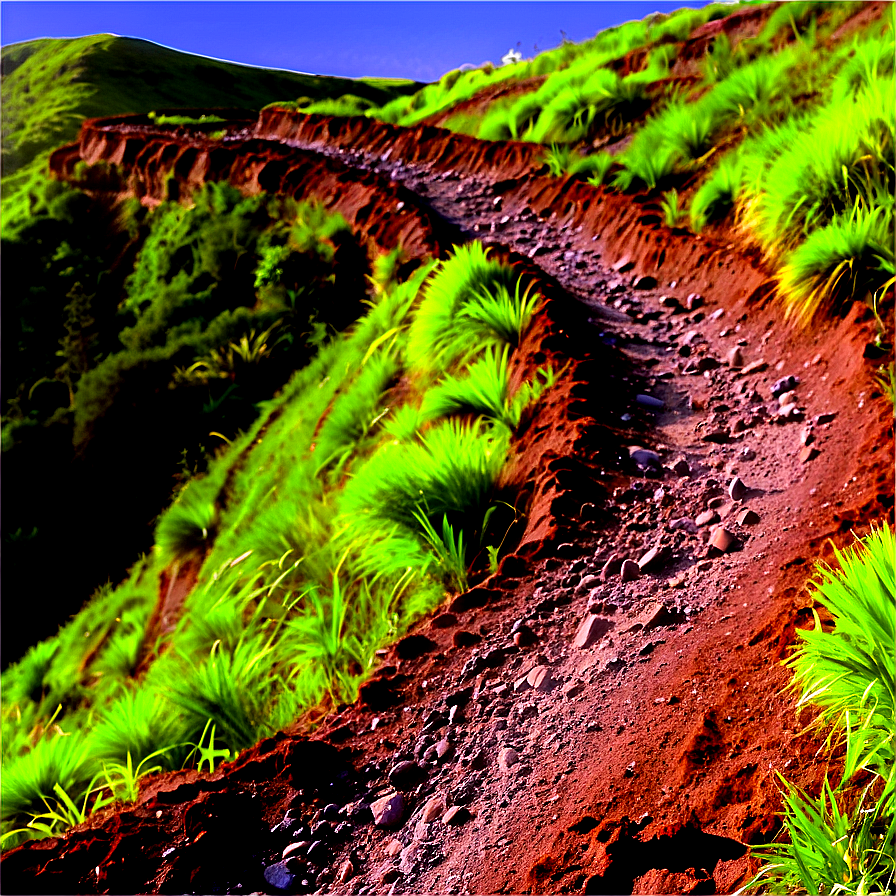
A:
669;517;698;534
371;792;406;828
526;665;554;691
771;375;800;397
264;862;297;892
633;275;657;290
629;447;662;471
636;393;665;409
620;559;640;582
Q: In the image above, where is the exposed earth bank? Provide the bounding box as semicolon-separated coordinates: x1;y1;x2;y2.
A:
3;104;893;895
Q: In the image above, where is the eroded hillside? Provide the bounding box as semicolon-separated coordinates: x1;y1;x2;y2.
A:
1;2;893;894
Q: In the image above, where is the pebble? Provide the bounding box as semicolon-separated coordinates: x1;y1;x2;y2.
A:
600;554;623;581
620;559;641;582
385;839;403;858
636;393;665;409
686;293;703;310
512;624;538;648
336;860;355;884
815;411;836;425
422;797;445;823
740;359;767;375
726;347;745;368
443;806;472;825
633;275;657;289
709;527;739;553
526;665;554;691
637;546;667;572
799;445;820;463
771;375;799;397
778;390;797;407
389;760;426;790
696;509;720;527
629;447;661;471
671;458;690;476
263;862;296;892
574;614;610;649
728;477;748;502
498;748;519;770
737;509;760;525
371;792;406;828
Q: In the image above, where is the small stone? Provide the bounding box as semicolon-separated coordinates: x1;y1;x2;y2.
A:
498;748;519;770
709;527;739;554
574;615;612;649
685;293;703;311
513;625;538;648
306;840;329;866
635;393;665;409
696;509;720;527
740;359;767;375
389;760;426;790
669;517;698;534
422;797;445;823
624;762;636;777
336;860;355;884
814;412;836;425
431;612;459;629
671;458;690;476
737;509;760;525
600;554;623;581
771;375;800;397
726;347;745;369
620;559;640;582
371;792;406;828
629;447;661;471
728;477;748;502
282;842;307;860
697;356;720;372
800;426;815;446
264;862;297;892
659;294;679;308
799;445;819;463
385;839;403;858
778;390;797;407
633;275;657;289
612;254;633;272
709;308;725;321
526;665;554;691
443;806;472;825
562;681;585;699
740;447;756;460
637;546;668;572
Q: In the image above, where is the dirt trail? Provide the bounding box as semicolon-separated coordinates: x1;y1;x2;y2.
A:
4;113;893;895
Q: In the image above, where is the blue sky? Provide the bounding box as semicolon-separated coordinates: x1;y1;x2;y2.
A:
0;1;708;82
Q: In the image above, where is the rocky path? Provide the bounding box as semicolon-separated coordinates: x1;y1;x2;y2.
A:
6;121;891;896
238;138;892;895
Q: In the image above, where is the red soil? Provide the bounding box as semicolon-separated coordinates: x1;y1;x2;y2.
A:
7;61;894;895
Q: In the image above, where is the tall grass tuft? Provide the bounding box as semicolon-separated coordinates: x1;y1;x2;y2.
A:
690;155;744;232
777;205;894;324
406;244;522;375
745;523;896;894
154;476;220;563
421;347;516;429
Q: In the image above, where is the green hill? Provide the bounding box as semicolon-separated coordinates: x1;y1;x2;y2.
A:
0;34;419;210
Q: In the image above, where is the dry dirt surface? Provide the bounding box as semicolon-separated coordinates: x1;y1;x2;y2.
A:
3;103;893;896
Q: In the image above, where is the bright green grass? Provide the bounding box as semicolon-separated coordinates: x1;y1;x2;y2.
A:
745;523;896;895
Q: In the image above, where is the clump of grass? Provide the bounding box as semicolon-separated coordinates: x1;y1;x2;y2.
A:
154;475;220;564
660;189;686;228
613;126;680;192
340;419;508;538
405;244;521;375
777;205;894;324
421;347;516;429
744;523;896;894
690;155;744;232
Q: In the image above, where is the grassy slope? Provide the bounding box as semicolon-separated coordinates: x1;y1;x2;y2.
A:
1;34;419;210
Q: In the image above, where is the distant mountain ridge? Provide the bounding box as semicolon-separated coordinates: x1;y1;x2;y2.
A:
0;34;420;207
